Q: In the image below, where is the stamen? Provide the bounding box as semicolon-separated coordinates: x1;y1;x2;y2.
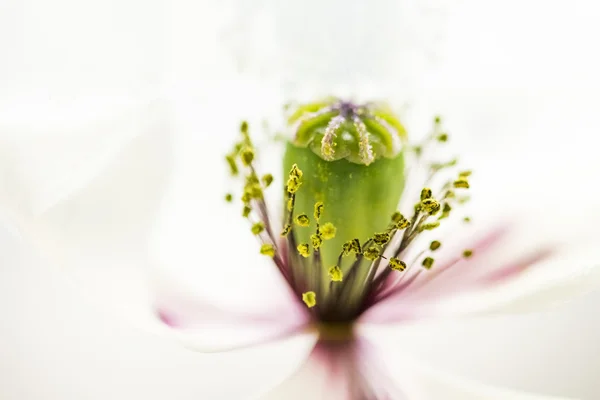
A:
225;154;238;176
314;201;324;220
389;257;407;272
251;222;265;235
393;213;411;230
260;244;275;257
420;221;441;231
429;240;441;251
311;233;323;250
363;246;380;261
422;257;435;270
421;188;433;200
421;198;441;215
242;206;252;218
453;178;470;189
302;291;317;308
295;214;310;226
287;176;302;194
373;232;391;246
240;147;255;167
297;243;311;258
281;224;292;237
436;133;449;142
262;174;274;187
351;238;362;254
439;202;452;219
328;265;344;282
463;249;474;258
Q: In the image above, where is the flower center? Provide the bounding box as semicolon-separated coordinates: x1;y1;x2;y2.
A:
225;99;475;325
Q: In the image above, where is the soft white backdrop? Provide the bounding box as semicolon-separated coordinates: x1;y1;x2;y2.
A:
1;0;600;399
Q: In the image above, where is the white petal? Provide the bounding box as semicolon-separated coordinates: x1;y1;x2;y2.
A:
417;240;600;317
0;100;169;216
359;324;575;400
7;125;176;337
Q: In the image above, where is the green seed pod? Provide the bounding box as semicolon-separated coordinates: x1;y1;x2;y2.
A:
283;99;407;283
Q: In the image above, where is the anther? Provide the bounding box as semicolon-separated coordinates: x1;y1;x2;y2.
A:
240;120;249;134
302;291;317;308
240;148;255;166
421;188;433;201
297;243;310;258
363;246;380;261
420;221;441;231
289;164;303;179
430;240;441;251
242;206;252;218
311;233;323;250
328;265;343;282
389;258;407;271
262;174;274;187
281;224;292;237
225;155;238;176
260;244;275;257
453;178;470;189
422;257;435;270
314;202;324;220
286;176;302;194
436;133;449;142
225;193;233;202
251;222;265;235
463;249;473;258
421;198;441;215
373;232;391;246
295;214;310;227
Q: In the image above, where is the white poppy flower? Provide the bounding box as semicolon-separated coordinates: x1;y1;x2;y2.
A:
2;93;599;399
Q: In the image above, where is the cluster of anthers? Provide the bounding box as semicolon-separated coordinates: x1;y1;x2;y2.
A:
224;100;475;327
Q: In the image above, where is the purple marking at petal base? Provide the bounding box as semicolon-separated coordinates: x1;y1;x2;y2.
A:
157;308;179;328
478;247;554;285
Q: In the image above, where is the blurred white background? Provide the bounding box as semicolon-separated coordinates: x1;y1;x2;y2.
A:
1;0;600;399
